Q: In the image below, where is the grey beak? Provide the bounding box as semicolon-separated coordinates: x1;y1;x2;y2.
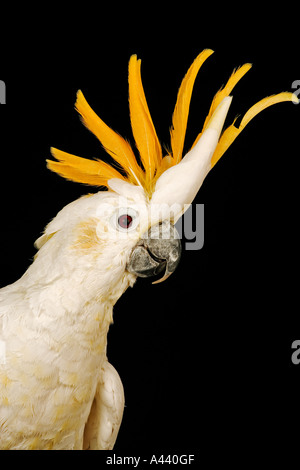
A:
127;221;181;284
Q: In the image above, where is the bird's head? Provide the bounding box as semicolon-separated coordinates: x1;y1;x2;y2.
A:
44;51;297;286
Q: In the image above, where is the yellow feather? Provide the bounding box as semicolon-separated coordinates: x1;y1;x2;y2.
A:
75;90;143;185
128;55;162;188
47;160;108;186
191;63;252;150
47;148;125;186
239;92;299;128
211;92;298;167
46;53;298;198
170;49;214;164
202;63;252;131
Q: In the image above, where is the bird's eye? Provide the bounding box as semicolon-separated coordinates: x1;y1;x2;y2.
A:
118;214;133;229
112;207;139;232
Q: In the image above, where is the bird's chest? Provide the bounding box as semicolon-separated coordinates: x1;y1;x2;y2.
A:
1;303;112;449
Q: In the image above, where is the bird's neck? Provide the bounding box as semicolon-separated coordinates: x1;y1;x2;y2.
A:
17;249;136;328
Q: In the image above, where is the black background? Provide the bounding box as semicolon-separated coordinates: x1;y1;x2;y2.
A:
0;7;299;461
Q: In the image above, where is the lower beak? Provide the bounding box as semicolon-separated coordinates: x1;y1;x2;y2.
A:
126;221;181;284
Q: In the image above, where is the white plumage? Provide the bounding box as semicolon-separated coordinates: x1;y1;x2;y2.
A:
0;191;138;449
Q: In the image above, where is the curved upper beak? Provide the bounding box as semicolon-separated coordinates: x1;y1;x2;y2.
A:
126;221;181;284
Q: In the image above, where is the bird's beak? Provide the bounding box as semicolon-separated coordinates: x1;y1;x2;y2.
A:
127;221;181;284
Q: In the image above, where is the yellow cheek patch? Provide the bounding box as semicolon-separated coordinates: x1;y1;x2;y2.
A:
71;217;106;255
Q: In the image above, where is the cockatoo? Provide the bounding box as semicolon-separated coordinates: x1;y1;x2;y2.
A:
0;50;297;450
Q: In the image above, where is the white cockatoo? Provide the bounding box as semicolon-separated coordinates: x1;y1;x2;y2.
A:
0;50;297;449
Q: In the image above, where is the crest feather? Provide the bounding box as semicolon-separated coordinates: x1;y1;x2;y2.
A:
170;49;214;164
75;90;144;185
128;55;162;188
211;92;298;167
47;52;297;201
191;63;252;149
202;63;252;131
47;148;125;186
